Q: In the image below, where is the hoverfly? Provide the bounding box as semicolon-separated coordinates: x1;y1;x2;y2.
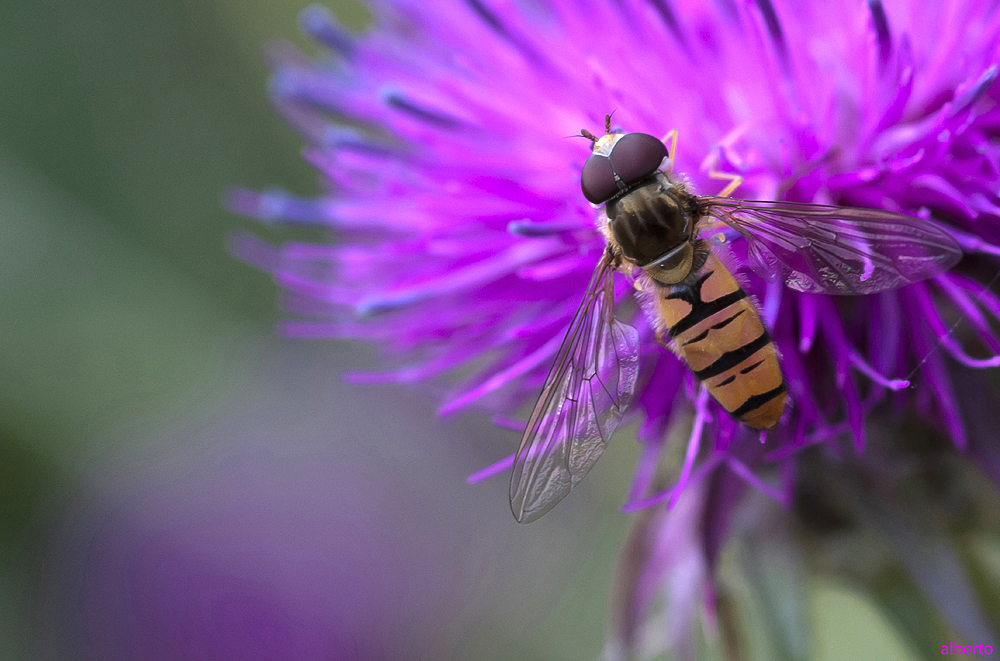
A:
509;115;963;523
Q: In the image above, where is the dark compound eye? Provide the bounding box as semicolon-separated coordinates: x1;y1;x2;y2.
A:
609;133;668;188
581;154;618;204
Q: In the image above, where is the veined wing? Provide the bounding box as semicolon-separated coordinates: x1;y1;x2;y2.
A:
699;197;962;295
510;252;640;523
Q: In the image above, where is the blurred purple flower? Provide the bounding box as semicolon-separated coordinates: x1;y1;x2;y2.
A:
231;0;1000;655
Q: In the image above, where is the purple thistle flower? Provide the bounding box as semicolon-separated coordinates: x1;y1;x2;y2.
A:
231;0;1000;654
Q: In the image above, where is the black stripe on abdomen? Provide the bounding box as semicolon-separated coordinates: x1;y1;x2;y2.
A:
668;289;747;337
683;309;747;348
692;332;771;380
732;383;787;418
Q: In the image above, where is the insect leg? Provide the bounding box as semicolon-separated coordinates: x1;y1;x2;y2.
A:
696;217;727;234
700;144;744;198
660;129;679;175
615;268;641;291
708;166;743;198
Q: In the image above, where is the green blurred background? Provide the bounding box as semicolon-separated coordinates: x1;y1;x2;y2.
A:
0;0;926;658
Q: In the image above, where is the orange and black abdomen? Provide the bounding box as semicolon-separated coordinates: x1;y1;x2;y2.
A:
656;253;786;429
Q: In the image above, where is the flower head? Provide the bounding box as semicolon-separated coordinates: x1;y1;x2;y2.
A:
232;0;1000;654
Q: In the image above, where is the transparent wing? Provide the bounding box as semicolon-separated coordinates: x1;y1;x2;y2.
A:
509;253;640;523
699;197;963;295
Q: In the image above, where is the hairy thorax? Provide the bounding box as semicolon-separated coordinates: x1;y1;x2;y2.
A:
604;173;701;284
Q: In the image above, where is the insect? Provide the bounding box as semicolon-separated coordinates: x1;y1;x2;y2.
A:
509;115;963;523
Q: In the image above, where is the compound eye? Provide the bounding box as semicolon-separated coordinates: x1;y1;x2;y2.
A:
609;133;668;188
581;154;618;204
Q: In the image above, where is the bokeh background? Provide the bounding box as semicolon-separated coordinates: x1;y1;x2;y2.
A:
0;0;939;658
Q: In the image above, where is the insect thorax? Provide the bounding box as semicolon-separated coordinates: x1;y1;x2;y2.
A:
605;173;699;283
606;174;694;264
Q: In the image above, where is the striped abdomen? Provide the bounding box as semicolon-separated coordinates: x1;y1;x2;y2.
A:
656;253;786;429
